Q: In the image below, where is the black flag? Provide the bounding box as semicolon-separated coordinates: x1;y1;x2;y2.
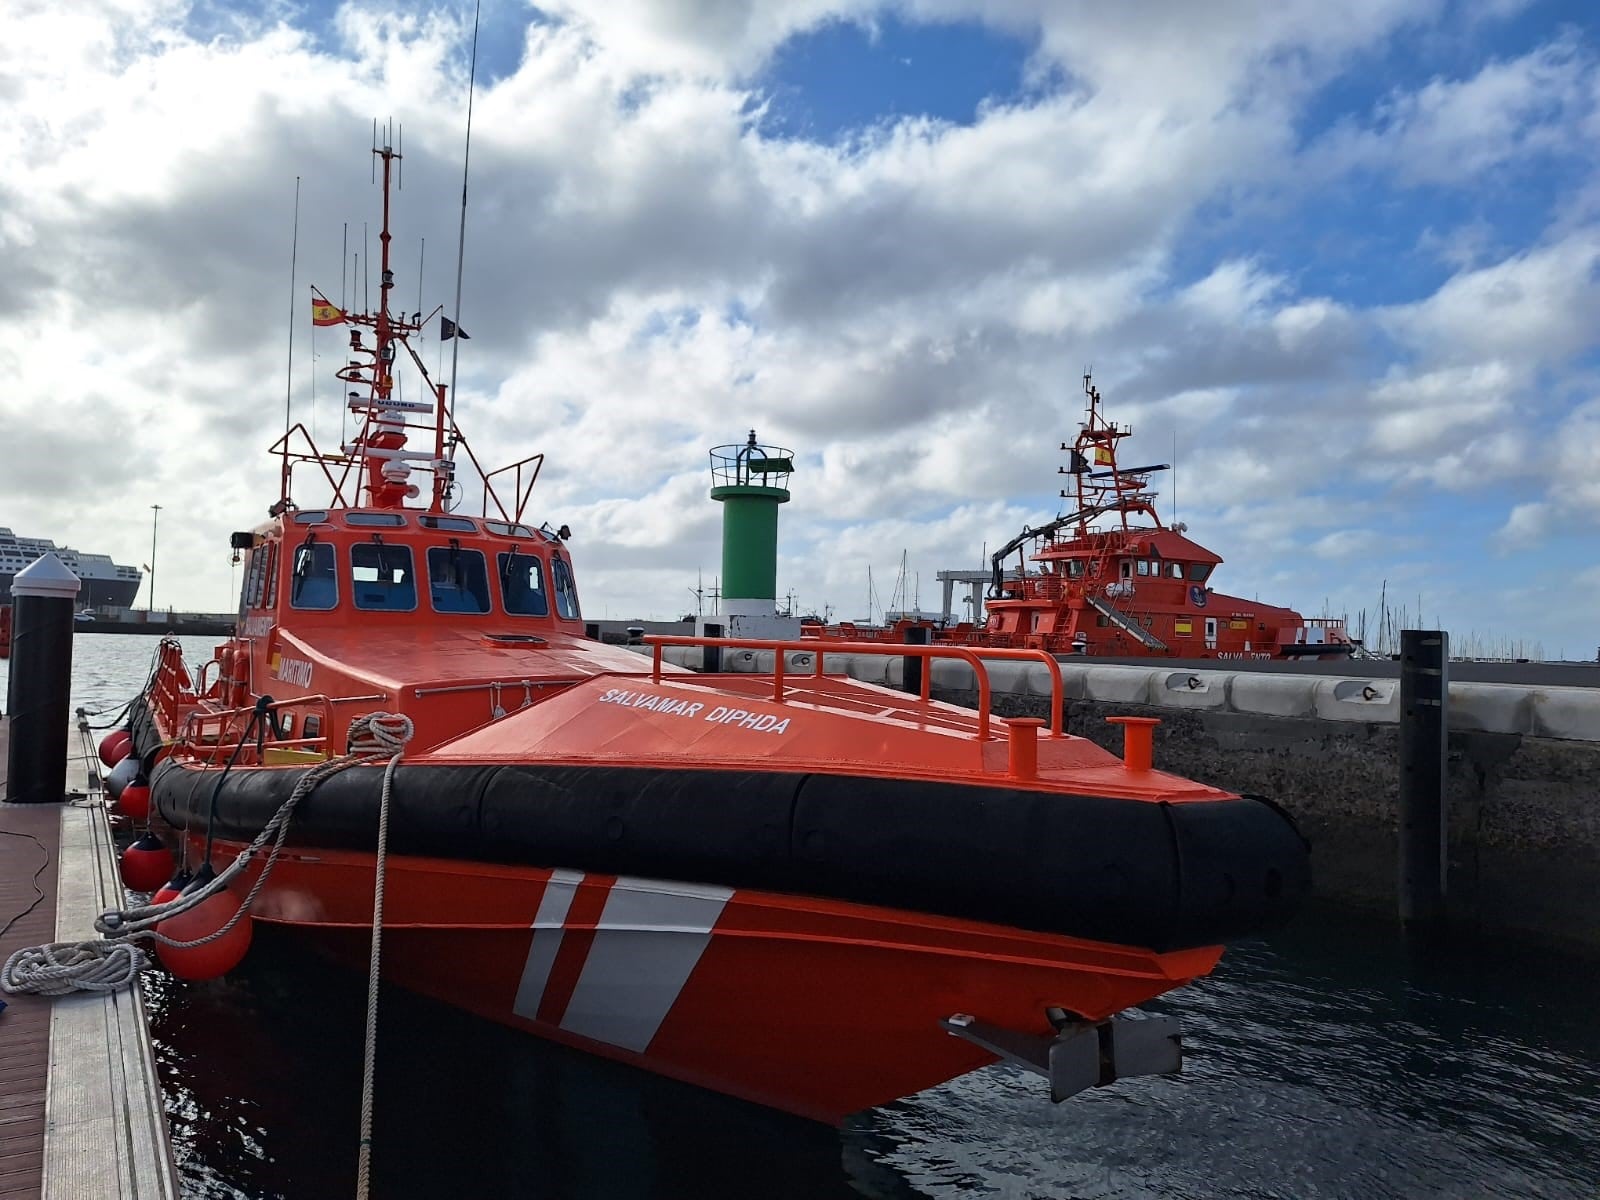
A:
440;315;471;340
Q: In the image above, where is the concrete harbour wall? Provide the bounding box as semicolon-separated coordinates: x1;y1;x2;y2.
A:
646;646;1600;953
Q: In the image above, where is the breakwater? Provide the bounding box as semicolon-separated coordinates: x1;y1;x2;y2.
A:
645;645;1600;954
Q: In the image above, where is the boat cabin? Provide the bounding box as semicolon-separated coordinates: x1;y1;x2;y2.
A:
236;508;583;631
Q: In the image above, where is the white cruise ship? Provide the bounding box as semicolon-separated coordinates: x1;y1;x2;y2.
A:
0;527;143;608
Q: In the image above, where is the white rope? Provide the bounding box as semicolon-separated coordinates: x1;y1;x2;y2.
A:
354;714;408;1200
1;712;414;998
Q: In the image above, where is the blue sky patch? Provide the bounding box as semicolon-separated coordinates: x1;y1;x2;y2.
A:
753;14;1035;142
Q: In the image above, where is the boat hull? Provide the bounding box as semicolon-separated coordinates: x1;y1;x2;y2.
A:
184;834;1221;1123
142;751;1309;954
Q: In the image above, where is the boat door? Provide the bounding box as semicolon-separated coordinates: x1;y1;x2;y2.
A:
1204;616;1218;650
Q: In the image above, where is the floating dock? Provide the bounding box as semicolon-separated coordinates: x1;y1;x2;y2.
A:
0;718;178;1199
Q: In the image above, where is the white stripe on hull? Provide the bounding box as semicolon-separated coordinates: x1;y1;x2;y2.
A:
559;879;733;1053
511;873;733;1054
511;868;582;1020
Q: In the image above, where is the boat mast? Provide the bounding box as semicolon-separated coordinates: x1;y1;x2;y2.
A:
279;176;301;505
333;122;443;513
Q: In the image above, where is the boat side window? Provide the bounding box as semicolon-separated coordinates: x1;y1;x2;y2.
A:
1135;560;1150;576
1168;562;1184;579
552;557;581;620
420;515;478;532
239;545;266;615
485;520;536;538
289;543;338;610
350;543;417;611
293;510;330;525
1188;563;1212;582
1066;559;1085;578
1120;560;1132;579
347;512;408;527
427;544;491;614
498;551;549;617
259;542;280;609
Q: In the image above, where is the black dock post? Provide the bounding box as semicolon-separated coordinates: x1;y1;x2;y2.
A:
1398;629;1449;927
4;553;82;804
902;625;930;695
703;622;723;673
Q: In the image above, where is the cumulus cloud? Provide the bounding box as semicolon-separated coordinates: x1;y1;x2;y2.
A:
1312;36;1595;186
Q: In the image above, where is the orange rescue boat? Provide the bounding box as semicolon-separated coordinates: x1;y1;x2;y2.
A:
126;135;1309;1124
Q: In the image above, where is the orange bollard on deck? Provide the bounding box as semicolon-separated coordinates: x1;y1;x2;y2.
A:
1105;715;1160;772
1004;717;1045;781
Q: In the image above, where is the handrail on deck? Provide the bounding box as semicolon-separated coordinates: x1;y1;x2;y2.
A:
179;693;338;762
644;635;1066;743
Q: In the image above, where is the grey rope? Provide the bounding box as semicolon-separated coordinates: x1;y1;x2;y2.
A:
1;712;413;997
2;939;144;996
354;716;408;1199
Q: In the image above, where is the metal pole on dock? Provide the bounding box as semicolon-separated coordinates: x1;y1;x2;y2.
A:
3;553;81;804
902;625;930;695
1398;629;1448;926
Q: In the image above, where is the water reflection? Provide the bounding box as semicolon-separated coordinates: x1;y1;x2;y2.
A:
851;908;1600;1199
147;906;1600;1199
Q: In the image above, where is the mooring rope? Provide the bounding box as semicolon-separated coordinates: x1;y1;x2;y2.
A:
0;712;413;998
353;714;409;1200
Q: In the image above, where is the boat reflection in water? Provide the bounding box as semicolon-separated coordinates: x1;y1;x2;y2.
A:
148;906;1600;1198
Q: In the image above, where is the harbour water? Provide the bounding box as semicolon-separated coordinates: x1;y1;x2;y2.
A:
5;635;1599;1198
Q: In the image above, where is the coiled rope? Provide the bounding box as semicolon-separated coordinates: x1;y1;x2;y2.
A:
1;713;413;1001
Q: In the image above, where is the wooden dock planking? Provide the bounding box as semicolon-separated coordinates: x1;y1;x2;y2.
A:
0;718;178;1199
0;718;62;1200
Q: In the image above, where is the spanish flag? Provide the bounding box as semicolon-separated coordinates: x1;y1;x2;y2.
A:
311;297;345;327
1093;445;1114;466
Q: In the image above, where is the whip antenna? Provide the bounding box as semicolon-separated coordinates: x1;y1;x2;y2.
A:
341;222;349;445
281;176;301;504
447;0;482;438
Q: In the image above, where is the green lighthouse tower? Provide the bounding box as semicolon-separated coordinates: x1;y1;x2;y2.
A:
708;431;799;636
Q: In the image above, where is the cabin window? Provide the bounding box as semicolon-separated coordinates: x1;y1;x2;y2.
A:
420;515;478;532
244;547;263;608
347;512;408;527
288;543;338;610
259;542;280;609
498;552;549;616
1066;559;1085;578
485;520;536;538
1135;560;1150;577
351;543;417;611
1168;563;1184;579
552;557;581;620
293;510;330;524
1120;561;1132;579
427;545;491;614
239;545;267;614
1096;614;1109;627
1187;563;1212;582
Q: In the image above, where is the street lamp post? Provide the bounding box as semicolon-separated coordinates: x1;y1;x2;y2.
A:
149;504;162;613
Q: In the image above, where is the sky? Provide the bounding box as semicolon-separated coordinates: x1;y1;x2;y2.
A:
2;0;1599;658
